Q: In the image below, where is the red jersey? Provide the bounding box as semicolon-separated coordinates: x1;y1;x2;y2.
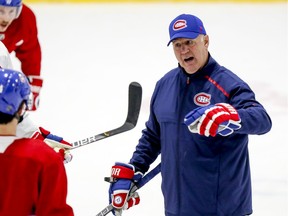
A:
0;4;41;77
0;138;74;216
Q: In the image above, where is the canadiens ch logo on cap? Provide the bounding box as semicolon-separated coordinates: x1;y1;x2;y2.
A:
194;92;211;106
167;14;206;46
173;20;187;31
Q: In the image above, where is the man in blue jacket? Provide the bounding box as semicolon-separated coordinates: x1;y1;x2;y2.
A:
107;14;272;216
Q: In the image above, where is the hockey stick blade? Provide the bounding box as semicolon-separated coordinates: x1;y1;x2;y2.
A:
71;82;142;149
95;163;161;216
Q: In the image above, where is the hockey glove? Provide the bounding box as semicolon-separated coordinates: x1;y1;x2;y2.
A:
31;127;73;163
108;162;143;215
184;103;241;137
27;75;43;111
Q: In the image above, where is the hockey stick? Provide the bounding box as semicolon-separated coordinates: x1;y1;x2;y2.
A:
96;163;161;216
71;82;142;149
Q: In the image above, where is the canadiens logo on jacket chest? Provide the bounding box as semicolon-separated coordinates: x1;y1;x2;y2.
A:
194;92;211;106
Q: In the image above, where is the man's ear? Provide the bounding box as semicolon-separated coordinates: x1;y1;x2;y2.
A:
15;102;26;123
17;102;26;116
204;35;209;48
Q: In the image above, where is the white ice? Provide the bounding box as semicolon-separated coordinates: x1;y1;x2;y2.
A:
11;2;288;216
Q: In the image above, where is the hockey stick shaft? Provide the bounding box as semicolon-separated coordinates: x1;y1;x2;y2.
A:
71;82;142;149
136;162;161;189
95;163;161;216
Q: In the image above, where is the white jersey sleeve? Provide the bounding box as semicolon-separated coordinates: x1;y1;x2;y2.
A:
0;41;40;138
0;41;13;69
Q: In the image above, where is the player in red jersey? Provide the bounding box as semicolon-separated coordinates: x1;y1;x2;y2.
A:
0;0;42;111
0;68;74;215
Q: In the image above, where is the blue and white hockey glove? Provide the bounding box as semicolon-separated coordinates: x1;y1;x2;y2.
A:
31;127;73;163
108;162;143;215
184;103;241;137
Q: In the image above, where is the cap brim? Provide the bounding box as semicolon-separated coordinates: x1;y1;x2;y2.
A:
167;32;200;46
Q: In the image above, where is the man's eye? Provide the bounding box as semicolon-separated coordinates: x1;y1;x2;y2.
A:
186;40;195;46
174;43;181;48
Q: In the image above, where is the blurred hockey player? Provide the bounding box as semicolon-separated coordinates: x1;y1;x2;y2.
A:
0;0;42;111
0;40;73;163
0;68;74;215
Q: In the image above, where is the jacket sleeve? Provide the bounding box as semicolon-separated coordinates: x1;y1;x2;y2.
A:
230;83;272;135
129;82;162;173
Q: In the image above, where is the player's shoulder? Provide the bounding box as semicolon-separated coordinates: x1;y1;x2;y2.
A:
20;4;37;20
8;138;62;163
22;4;35;13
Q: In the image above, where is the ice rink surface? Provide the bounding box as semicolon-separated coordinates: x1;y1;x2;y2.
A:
12;2;287;215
